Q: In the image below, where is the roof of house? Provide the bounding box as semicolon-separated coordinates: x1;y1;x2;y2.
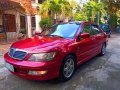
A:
0;0;36;15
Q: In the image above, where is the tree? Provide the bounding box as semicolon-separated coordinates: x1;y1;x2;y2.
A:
59;0;71;21
68;0;80;18
40;0;50;18
39;17;53;30
106;0;120;31
40;0;74;23
73;12;88;21
83;1;105;22
49;0;61;20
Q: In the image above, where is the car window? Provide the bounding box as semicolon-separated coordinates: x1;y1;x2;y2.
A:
82;25;91;34
90;25;101;35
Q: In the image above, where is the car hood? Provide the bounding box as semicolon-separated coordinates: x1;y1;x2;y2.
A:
11;36;72;53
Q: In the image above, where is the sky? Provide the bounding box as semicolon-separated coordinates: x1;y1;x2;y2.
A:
75;0;89;6
75;0;89;4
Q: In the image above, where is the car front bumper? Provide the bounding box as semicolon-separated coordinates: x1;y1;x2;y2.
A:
4;53;60;80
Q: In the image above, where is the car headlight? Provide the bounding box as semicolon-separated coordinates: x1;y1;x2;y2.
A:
29;52;56;62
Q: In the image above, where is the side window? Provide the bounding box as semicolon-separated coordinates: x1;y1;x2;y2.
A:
90;25;101;35
82;25;90;34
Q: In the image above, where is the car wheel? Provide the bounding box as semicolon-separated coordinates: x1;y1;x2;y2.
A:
100;43;106;56
59;55;75;82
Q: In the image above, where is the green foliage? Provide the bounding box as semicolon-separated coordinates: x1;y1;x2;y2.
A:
61;0;71;17
39;0;118;31
39;17;53;29
118;19;120;24
83;1;106;22
74;12;88;21
108;14;117;30
20;29;26;34
49;0;61;14
39;1;50;16
112;14;117;26
40;0;78;21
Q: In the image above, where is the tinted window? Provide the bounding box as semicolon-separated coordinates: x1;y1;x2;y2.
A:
82;25;91;34
41;23;80;38
90;25;101;35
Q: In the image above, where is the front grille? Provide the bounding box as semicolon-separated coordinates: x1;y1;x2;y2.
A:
9;48;27;60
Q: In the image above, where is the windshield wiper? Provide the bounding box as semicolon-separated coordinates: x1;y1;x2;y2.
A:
46;35;64;38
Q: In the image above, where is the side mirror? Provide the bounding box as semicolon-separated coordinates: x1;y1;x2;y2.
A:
80;33;90;39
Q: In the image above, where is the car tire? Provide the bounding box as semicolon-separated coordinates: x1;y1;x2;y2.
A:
100;43;106;56
59;55;75;82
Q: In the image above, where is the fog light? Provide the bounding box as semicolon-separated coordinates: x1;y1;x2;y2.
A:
28;70;47;75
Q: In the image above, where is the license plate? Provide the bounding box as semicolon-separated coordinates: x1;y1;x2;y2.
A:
5;62;14;72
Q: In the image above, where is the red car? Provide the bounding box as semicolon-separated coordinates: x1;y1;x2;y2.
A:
4;21;107;81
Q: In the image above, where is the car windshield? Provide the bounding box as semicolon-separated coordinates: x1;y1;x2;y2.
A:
41;23;80;39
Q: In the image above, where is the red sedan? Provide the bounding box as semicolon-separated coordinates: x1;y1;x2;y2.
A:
4;21;107;81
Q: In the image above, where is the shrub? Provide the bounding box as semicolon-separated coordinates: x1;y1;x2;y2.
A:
39;17;53;30
73;13;88;21
20;28;26;34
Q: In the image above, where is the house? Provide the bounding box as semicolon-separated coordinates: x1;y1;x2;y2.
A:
0;0;43;41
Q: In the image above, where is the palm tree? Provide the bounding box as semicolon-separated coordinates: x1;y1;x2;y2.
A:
84;1;105;22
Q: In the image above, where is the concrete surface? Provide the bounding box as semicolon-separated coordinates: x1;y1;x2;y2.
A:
0;33;120;90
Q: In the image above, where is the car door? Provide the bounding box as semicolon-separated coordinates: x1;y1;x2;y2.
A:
90;24;103;55
76;24;96;64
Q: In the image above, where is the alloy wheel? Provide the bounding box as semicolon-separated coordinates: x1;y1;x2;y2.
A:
63;58;75;78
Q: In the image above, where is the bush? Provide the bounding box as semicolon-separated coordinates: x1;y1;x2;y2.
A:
118;19;120;25
39;17;53;30
73;13;88;21
20;29;26;34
